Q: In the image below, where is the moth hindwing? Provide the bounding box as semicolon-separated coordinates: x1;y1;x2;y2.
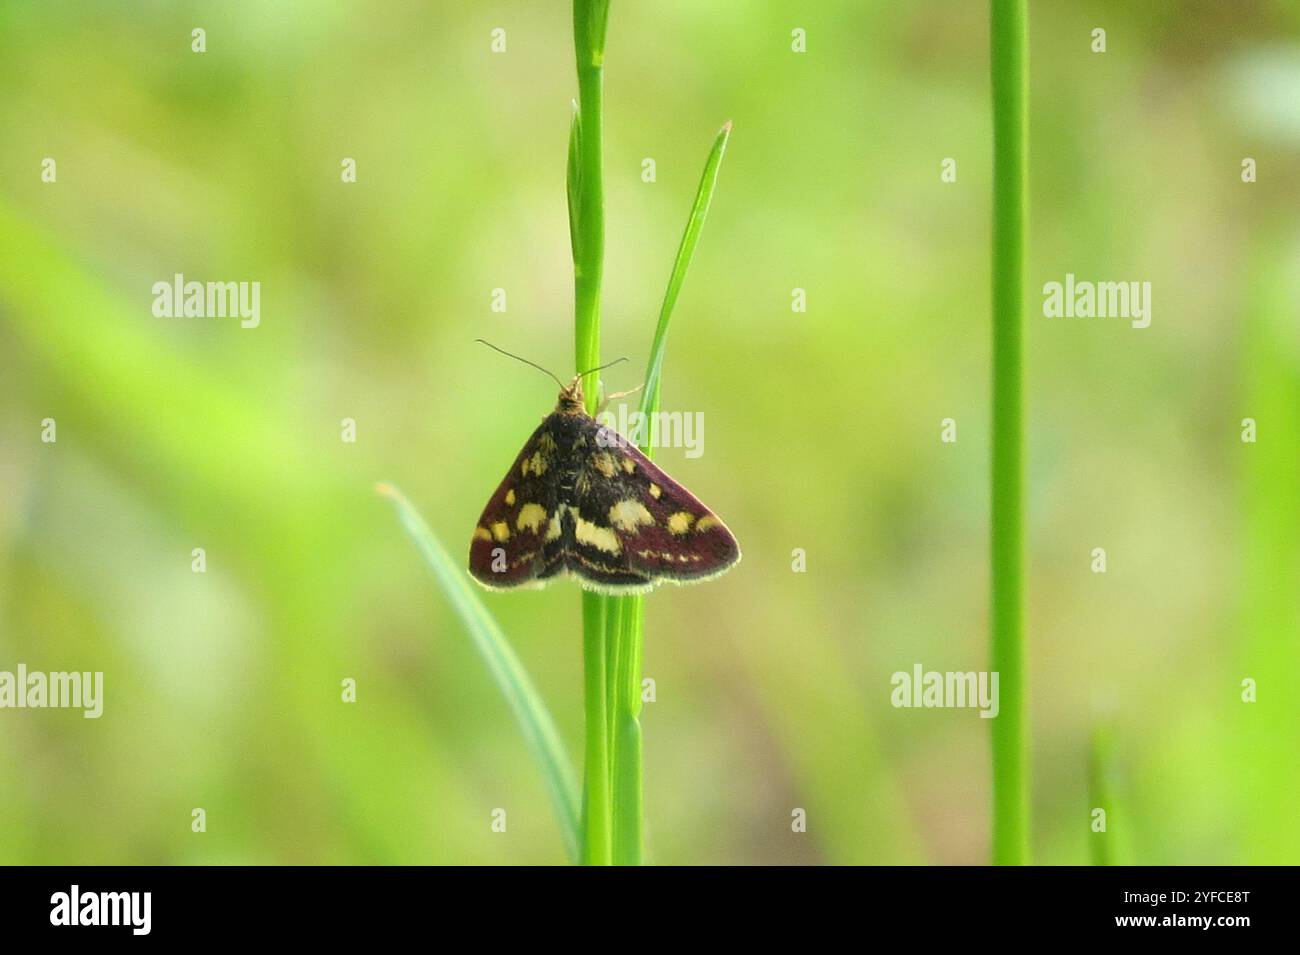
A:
469;378;740;595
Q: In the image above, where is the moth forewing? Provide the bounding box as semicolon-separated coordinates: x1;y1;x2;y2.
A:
468;378;739;593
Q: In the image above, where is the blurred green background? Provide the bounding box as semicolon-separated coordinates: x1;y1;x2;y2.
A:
2;1;1298;865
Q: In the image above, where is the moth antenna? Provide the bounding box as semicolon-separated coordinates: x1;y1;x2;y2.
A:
475;339;564;389
576;356;629;378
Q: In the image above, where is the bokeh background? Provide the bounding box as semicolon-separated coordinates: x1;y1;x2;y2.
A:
1;1;1297;865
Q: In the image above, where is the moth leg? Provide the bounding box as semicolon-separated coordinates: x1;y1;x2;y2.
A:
596;383;644;416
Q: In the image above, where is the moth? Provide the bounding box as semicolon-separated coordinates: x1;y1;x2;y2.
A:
468;345;740;595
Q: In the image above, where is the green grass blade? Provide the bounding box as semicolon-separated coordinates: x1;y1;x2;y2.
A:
609;120;734;865
638;121;732;433
990;0;1029;866
566;101;583;267
376;483;581;864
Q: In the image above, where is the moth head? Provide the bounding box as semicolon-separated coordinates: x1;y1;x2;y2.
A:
558;375;586;414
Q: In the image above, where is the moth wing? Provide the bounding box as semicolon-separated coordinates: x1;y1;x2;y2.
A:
468;420;560;590
580;425;740;584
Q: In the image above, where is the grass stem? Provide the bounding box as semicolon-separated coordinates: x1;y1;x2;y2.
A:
572;0;613;865
611;595;644;863
581;591;611;864
990;0;1029;866
572;0;608;410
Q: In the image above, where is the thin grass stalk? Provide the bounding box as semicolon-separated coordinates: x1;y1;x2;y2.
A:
606;598;622;755
580;591;611;864
573;0;607;406
990;0;1029;866
1238;249;1300;862
611;593;644;862
571;0;612;866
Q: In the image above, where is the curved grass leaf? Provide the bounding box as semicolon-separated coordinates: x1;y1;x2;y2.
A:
638;120;732;434
610;120;734;865
376;483;580;863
